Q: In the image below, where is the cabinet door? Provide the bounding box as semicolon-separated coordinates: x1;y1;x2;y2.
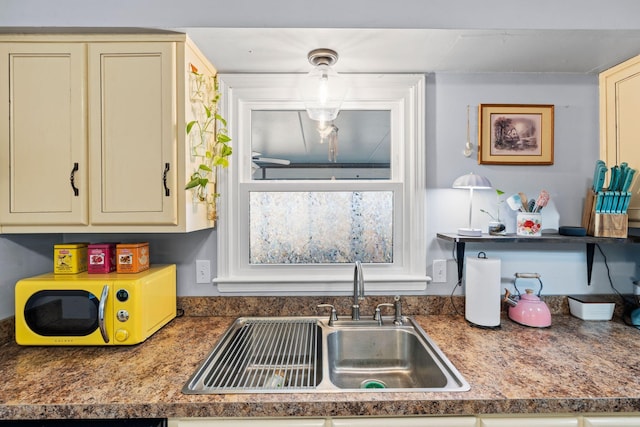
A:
584;416;640;426
480;416;579;427
0;43;88;225
168;419;327;427
600;55;640;225
88;42;177;225
333;417;476;426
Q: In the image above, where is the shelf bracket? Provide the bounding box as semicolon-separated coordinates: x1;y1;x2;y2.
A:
455;241;466;284
586;243;595;285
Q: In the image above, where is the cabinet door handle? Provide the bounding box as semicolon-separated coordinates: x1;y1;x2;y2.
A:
70;162;79;196
163;163;170;196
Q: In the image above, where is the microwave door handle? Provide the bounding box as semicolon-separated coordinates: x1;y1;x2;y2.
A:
98;285;110;343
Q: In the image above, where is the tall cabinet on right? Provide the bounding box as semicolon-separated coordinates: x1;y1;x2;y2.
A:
600;54;640;228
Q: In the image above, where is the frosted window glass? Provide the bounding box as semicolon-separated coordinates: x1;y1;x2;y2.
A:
249;191;393;264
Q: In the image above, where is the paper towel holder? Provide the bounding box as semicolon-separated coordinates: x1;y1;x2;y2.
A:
465;251;502;329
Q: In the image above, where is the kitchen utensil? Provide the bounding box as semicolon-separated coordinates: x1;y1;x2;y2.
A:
622;168;636;192
593;163;607;192
518;192;529;212
506;193;522;211
620;162;629;188
532;190;549;213
609;165;620;191
463;105;473;157
503;273;551;327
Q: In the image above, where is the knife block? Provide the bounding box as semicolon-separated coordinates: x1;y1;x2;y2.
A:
581;189;628;238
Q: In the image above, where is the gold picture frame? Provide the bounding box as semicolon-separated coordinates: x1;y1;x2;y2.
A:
478;104;554;165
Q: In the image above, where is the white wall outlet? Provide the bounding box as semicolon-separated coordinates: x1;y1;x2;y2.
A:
433;259;447;283
196;259;211;284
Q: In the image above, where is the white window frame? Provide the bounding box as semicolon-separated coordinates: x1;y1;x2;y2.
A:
215;74;426;294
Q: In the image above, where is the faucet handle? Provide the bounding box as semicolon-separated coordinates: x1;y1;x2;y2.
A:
317;304;338;326
393;295;404;326
373;303;395;326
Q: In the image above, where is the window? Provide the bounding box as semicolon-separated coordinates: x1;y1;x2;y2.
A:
215;74;426;293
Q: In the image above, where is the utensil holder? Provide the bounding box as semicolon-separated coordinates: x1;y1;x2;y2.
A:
516;212;542;236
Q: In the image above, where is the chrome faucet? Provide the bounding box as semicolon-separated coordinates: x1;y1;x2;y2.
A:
352;260;365;320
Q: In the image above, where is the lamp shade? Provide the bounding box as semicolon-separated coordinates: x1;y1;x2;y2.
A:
452;173;492;237
299;49;348;123
452;173;492;189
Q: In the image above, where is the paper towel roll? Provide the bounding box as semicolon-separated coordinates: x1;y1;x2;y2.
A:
465;255;501;328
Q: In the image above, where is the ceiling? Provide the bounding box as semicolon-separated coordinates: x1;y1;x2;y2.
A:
178;28;640;73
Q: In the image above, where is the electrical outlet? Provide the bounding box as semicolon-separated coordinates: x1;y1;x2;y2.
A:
196;259;211;284
432;259;447;283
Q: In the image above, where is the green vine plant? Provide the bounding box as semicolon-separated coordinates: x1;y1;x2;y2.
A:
184;64;232;208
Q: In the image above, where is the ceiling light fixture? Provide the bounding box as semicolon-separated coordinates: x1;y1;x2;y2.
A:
300;48;348;126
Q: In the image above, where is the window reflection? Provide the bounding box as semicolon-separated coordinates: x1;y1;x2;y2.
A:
251;110;391;180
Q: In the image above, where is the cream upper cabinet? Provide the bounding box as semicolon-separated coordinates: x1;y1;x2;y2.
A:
0;32;215;233
88;42;177;225
600;54;640;227
0;43;88;226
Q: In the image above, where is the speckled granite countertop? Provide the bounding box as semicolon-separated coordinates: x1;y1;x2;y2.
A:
1;305;640;420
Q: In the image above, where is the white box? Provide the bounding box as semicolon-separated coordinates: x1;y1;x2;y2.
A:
568;295;615;321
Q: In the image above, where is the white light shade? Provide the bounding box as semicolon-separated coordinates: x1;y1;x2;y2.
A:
452;173;492;189
452;173;492;236
299;49;348;123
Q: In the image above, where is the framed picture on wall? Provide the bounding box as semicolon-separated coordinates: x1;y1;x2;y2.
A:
478;104;554;165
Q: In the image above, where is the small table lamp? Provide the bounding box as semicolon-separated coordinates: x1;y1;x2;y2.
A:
452;173;492;236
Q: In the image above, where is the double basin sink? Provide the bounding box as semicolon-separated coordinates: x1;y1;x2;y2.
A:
183;316;470;393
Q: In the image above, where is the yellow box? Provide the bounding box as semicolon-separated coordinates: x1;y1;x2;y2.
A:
116;243;150;273
54;243;88;274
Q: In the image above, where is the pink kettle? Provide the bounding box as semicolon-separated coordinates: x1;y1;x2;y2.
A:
503;273;552;328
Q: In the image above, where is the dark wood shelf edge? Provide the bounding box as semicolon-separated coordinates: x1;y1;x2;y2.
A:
436;232;632;244
436;232;637;285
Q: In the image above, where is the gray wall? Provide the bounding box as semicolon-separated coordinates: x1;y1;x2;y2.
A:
2;0;640;320
2;0;640;29
425;72;640;296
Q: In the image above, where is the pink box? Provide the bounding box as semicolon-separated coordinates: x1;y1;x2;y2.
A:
87;243;117;274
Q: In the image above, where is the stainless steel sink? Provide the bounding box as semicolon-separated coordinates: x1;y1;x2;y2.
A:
327;323;457;390
183;316;469;394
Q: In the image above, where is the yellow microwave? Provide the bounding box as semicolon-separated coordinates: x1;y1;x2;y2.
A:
15;264;176;346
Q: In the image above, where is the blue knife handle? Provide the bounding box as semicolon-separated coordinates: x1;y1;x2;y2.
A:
594;165;607;192
595;192;603;213
604;191;614;213
609;166;619;191
622;168;636;192
622;192;632;213
612;191;621;213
